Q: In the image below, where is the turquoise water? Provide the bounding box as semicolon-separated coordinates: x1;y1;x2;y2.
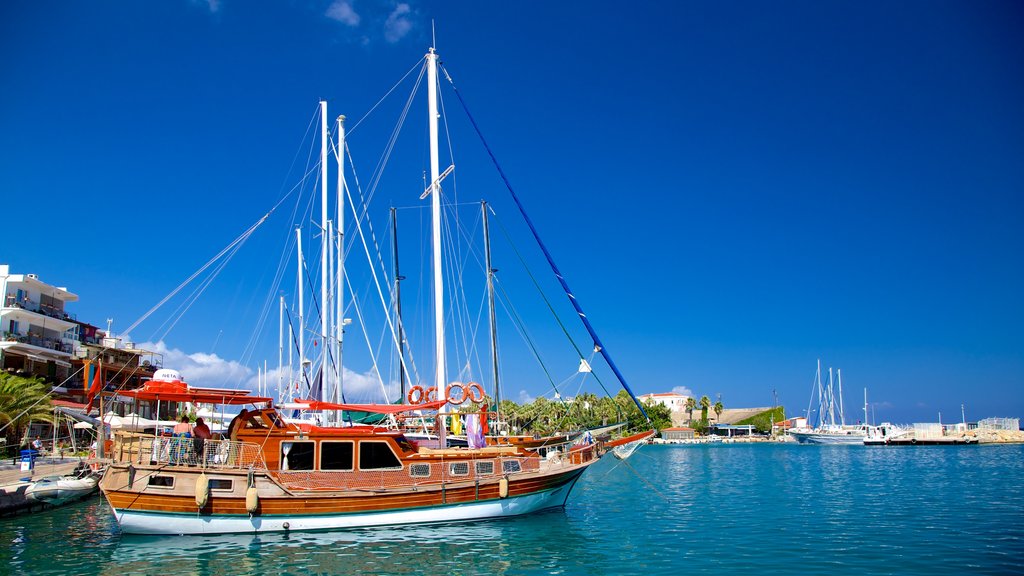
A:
2;444;1022;575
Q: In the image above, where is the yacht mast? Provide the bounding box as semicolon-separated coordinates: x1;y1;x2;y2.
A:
296;226;305;396
427;47;447;444
482;201;500;425
335;115;347;414
391;207;407;401
319;100;330;402
837;368;845;426
278;295;284;398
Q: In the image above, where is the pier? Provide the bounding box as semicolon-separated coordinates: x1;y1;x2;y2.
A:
0;457;91;517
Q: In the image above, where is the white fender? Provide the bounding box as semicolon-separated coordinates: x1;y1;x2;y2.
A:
246;486;259;514
195;472;209;508
499;477;509;498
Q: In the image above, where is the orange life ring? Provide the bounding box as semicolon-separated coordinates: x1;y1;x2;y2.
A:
407;385;425;404
467;381;485;403
425;386;438;402
446;382;467;405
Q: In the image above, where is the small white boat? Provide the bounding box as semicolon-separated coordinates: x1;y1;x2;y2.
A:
25;469;100;506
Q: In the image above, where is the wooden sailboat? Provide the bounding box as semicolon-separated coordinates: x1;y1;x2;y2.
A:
98;45;652;535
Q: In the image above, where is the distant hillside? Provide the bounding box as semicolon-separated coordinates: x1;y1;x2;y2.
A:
735;407;786;432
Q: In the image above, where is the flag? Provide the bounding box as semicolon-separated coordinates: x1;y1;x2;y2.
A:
85;360;102;413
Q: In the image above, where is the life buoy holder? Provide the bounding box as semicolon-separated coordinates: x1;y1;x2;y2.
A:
446;382;467;405
407;385;425;405
467;382;485;403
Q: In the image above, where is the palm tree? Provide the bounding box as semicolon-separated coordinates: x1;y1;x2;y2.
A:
0;373;54;453
685;397;696;423
700;395;711;422
713;399;724;423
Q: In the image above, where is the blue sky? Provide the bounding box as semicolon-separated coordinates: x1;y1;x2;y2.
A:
2;1;1022;424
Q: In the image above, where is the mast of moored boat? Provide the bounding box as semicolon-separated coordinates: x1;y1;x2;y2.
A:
837;368;845;426
482;201;500;429
335;115;347;420
279;295;284;400
296;226;306;396
426;46;447;445
391;207;407;401
319;100;330;403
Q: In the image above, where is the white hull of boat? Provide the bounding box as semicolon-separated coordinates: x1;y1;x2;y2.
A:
112;477;580;535
789;430;865;445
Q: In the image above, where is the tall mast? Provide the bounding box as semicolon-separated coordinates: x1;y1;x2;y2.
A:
335;115;347;413
827;367;836;427
296;226;305;395
482;201;500;425
864;388;869;426
837;368;845;426
319;100;330;403
427;47;447;444
278;295;284;398
391;207;407;401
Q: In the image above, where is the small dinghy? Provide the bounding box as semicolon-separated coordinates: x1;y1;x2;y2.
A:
25;467;100;506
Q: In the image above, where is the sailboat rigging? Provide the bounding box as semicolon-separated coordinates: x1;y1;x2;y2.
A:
97;44;654;535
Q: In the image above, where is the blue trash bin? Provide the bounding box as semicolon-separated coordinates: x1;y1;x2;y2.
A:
19;449;38;470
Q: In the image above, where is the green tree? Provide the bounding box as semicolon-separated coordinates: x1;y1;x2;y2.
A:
0;373;54;454
699;395;710;422
685;396;696;423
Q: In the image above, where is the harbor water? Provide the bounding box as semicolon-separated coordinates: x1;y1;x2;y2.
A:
2;443;1021;575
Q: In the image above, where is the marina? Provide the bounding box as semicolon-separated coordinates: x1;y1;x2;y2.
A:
4;2;1022;575
2;443;1023;575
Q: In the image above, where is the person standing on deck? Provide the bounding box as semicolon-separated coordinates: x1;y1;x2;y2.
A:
192;418;212;463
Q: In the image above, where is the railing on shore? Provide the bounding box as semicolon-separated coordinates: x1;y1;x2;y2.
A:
112;432;266;470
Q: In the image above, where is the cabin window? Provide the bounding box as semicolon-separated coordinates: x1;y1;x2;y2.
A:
148;476;174;488
358;441;402;471
281;441;315;471
208;479;233;491
449;462;469;477
475;461;494;476
502;460;521;474
320;441;354;471
409;463;431;478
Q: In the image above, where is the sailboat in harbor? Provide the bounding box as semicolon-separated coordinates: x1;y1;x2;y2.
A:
789;360;868;445
97;45;653;535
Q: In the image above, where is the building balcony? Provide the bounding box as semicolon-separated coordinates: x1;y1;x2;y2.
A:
1;332;73;354
3;296;75;321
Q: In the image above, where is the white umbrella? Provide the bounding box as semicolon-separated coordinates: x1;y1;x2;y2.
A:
73;421;93;429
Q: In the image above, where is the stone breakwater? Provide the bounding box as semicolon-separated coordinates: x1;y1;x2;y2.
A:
965;429;1024;444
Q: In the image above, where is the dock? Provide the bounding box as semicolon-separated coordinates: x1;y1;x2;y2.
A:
0;457;93;517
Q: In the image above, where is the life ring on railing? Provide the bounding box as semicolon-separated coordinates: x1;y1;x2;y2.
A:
425;386;438;402
446;382;467;405
467;382;485;403
407;385;425;404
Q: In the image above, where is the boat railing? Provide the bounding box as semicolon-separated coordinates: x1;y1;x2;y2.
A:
111;431;267;471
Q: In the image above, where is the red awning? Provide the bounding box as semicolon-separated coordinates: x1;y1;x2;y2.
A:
119;379;272;405
292;398;448;414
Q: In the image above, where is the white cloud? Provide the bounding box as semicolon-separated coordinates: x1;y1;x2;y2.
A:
517;390;534;404
383;3;413;43
139;341;252;390
326;0;361;26
672;386;694;397
142;341;403;402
